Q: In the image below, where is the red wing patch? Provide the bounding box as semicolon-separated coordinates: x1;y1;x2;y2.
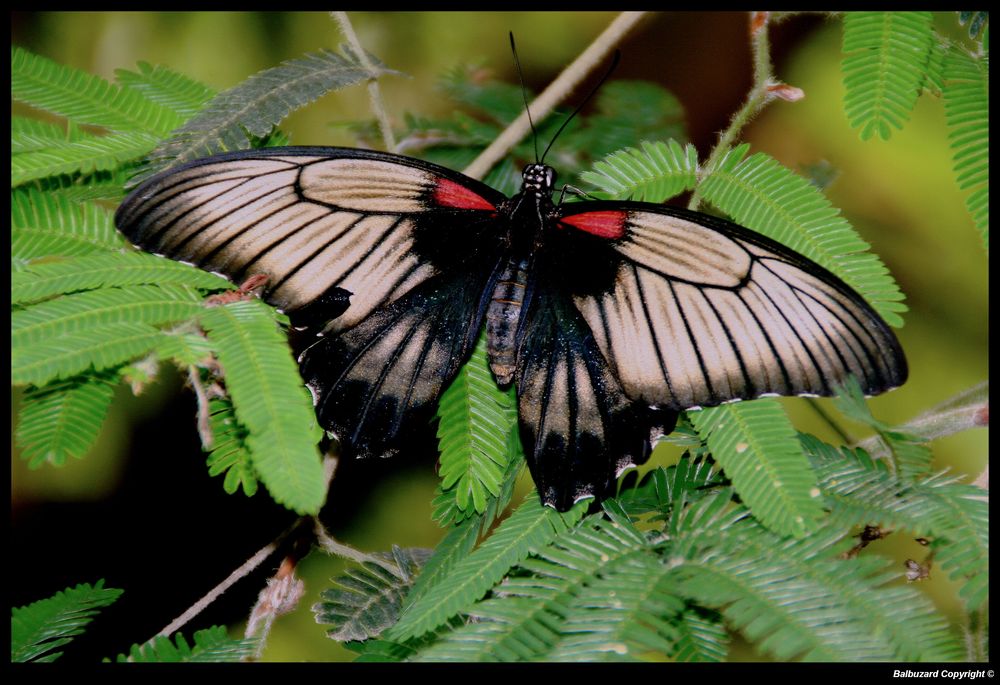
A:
560;210;628;239
432;178;496;211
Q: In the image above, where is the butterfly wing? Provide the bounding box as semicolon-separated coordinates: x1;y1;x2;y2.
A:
554;202;908;410
115;147;507;330
116;147;508;457
514;266;678;510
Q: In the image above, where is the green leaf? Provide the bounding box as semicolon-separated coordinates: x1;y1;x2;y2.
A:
11;45;183;135
15;374;116;468
581;139;699;201
200;300;325;514
12;284;204;348
669;493;962;661
11;130;159;186
11;186;126;265
404;516;481;609
942;45;989;252
841;12;935;140
115;61;216;118
435;333;519;515
11;115;84;153
547;553;685;661
204;397;258;496
11;321;166;386
11;252;232;304
137;47;396;183
411;513;650;662
117;626;257;662
672;607;729;662
699;150;907;327
315;547;431;642
11;580;123;662
689;400;823;537
389;497;586;642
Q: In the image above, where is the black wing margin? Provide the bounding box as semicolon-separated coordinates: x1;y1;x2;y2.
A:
515;273;677;511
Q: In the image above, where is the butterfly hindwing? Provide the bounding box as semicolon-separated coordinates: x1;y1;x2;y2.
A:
557;202;907;410
301;254;503;460
514;269;665;511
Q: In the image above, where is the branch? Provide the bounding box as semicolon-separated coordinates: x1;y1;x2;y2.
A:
689;11;804;210
463;11;648;180
332;11;397;152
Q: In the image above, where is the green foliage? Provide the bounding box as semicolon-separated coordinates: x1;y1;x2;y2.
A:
200;301;325;515
689;400;823;537
114;61;217;118
841;12;935;140
435;333;521;516
580;139;699;201
833;376;933;477
11;580;123;662
15;374;117;468
136;47;396;183
116;626;258;662
387;497;586;642
942;44;989;252
205;397;259;496
314;547;431;641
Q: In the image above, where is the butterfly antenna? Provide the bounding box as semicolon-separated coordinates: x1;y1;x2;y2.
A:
510;32;540;163
540;49;621;164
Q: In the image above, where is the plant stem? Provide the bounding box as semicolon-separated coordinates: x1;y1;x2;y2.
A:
464;11;647;180
332;11;397;152
689;12;777;211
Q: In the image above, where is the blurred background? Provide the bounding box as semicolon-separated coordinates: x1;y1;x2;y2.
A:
10;11;988;662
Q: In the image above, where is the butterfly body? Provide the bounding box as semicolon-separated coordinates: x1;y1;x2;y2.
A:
116;146;906;511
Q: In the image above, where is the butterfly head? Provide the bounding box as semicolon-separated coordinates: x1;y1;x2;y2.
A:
521;163;556;198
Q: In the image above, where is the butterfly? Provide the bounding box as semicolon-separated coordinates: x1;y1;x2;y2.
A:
115;145;907;511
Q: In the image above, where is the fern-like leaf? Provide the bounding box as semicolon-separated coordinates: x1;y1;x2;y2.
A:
199;300;324;515
404;516;481;610
12;284;204;348
547;553;685;661
388;497;586;642
11;130;160;186
315;547;431;642
115;61;216;118
136;47;396;183
411;513;647;661
11;187;126;265
15;374;116;468
11;580;123;662
436;333;519;515
700;148;907;326
688;400;823;537
117;626;257;662
807;440;989;611
580;139;699;201
11;115;85;153
11;46;182;135
669;492;963;661
841;12;935;140
943;45;989;252
672;607;729;662
11;322;166;386
204;397;258;496
11;252;232;304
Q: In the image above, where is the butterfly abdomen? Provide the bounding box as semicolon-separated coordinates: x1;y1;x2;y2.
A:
486;257;531;386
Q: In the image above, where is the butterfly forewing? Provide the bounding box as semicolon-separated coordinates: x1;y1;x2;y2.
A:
561;204;907;409
115;147;506;331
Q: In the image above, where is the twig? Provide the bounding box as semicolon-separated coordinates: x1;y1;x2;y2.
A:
313;520;406;579
187;365;214;448
332;11;397;152
689;11;795;211
463;11;647;180
155;518;303;638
